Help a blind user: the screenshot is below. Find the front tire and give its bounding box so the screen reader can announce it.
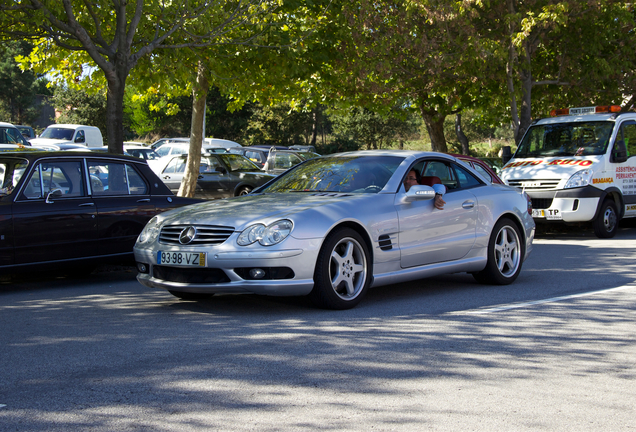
[309,227,371,310]
[473,218,523,285]
[593,199,618,238]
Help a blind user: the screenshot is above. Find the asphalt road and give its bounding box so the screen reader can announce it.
[1,224,635,431]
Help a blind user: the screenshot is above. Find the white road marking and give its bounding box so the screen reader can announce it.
[463,284,636,315]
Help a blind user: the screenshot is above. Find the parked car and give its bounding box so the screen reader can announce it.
[0,150,201,275]
[452,154,504,184]
[124,144,161,161]
[294,151,321,161]
[151,137,241,151]
[134,150,535,309]
[0,122,31,147]
[30,124,103,148]
[15,125,36,140]
[31,142,94,152]
[154,142,231,159]
[229,146,306,174]
[154,152,276,199]
[289,145,317,152]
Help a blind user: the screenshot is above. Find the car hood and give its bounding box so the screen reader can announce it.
[500,156,603,181]
[156,192,377,235]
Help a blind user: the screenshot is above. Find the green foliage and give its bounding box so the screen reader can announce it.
[52,86,107,140]
[0,41,45,125]
[244,103,319,147]
[330,106,421,150]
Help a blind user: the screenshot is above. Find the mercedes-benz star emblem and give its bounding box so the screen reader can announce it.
[179,226,197,245]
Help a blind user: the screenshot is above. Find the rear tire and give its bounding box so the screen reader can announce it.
[593,199,618,238]
[473,218,523,285]
[168,290,215,300]
[309,227,371,310]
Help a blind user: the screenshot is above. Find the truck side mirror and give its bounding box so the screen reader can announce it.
[611,140,628,163]
[502,146,512,164]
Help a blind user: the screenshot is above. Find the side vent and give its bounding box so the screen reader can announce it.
[378,234,393,251]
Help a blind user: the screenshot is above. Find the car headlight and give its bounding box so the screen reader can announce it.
[237,219,293,246]
[564,169,593,189]
[137,216,161,244]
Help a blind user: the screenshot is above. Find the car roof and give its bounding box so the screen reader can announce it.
[0,150,144,162]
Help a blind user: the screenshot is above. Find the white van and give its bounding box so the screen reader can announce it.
[30,124,104,148]
[500,105,636,238]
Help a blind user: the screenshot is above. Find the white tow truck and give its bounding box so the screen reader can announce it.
[500,105,636,238]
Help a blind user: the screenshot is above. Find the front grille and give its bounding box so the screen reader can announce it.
[153,266,230,284]
[531,198,553,209]
[507,179,560,191]
[159,224,235,246]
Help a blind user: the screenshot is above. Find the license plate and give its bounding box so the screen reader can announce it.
[157,251,206,266]
[532,209,545,218]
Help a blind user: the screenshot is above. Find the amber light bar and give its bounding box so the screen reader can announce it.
[550,105,621,117]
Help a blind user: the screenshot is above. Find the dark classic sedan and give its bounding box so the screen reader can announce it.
[0,150,200,275]
[156,153,276,199]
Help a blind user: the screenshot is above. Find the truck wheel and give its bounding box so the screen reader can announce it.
[593,199,618,238]
[473,218,523,285]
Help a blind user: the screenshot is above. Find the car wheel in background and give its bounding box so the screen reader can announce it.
[593,199,618,238]
[309,227,371,310]
[237,186,253,196]
[473,218,523,285]
[168,290,215,300]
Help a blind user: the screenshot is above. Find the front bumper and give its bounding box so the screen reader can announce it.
[527,186,603,223]
[134,238,321,296]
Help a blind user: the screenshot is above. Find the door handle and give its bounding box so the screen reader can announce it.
[79,202,95,207]
[137,198,151,203]
[462,201,475,209]
[198,175,204,179]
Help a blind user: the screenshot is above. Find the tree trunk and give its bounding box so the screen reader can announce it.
[420,109,448,153]
[310,108,318,147]
[178,62,209,198]
[105,65,127,153]
[516,44,533,145]
[506,0,520,142]
[455,113,469,155]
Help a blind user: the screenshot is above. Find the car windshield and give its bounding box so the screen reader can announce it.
[260,155,404,193]
[0,158,28,196]
[0,127,29,146]
[219,154,262,172]
[516,121,615,158]
[40,127,75,140]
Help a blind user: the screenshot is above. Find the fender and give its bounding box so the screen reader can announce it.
[593,186,623,220]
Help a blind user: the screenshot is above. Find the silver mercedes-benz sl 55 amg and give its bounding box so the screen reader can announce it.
[134,150,535,309]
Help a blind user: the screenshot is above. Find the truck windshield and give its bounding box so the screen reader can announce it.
[40,127,75,140]
[516,121,615,158]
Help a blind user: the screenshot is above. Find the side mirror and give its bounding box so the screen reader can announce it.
[215,166,227,174]
[45,188,63,204]
[403,185,436,203]
[612,140,628,163]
